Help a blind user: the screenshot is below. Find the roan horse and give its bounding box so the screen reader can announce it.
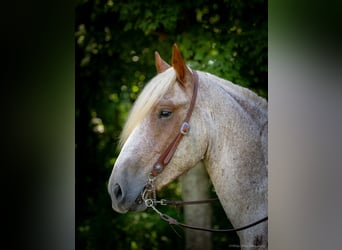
[108,44,268,249]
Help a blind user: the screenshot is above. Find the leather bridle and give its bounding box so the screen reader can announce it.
[142,70,268,233]
[151,70,199,177]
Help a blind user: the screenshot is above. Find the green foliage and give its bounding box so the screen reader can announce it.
[76,0,267,249]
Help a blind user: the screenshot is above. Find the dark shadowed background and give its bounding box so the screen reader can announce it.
[75,0,266,249]
[2,0,342,249]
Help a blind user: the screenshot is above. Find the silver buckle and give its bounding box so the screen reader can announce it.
[145,199,154,207]
[180,122,190,135]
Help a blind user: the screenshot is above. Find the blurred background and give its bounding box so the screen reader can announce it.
[3,0,341,249]
[75,0,267,249]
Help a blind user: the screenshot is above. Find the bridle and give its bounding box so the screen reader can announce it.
[150,70,199,177]
[141,70,268,233]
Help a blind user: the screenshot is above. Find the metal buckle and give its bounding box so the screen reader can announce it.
[154,199,167,205]
[154,163,163,173]
[145,199,154,207]
[180,122,190,135]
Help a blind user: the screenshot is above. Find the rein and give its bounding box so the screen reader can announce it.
[143,70,268,233]
[142,175,268,233]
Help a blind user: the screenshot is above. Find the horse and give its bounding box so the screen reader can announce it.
[108,44,268,249]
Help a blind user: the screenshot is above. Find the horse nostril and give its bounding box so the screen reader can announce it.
[113,183,123,202]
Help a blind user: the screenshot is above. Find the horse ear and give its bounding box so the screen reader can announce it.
[155,51,170,73]
[171,44,193,87]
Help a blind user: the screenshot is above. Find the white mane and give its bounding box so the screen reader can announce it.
[119,68,177,147]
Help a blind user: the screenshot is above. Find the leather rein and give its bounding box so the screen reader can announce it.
[141,70,268,233]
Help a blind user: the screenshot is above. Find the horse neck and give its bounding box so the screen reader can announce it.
[197,72,268,234]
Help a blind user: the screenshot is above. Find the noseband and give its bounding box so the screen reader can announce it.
[142,70,268,233]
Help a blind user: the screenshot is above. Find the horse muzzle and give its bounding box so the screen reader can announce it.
[108,181,147,213]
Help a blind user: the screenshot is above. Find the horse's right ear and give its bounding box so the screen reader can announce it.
[155,51,170,73]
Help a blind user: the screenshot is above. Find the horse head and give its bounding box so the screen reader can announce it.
[108,44,207,213]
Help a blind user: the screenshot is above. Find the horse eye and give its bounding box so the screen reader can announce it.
[159,110,172,119]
